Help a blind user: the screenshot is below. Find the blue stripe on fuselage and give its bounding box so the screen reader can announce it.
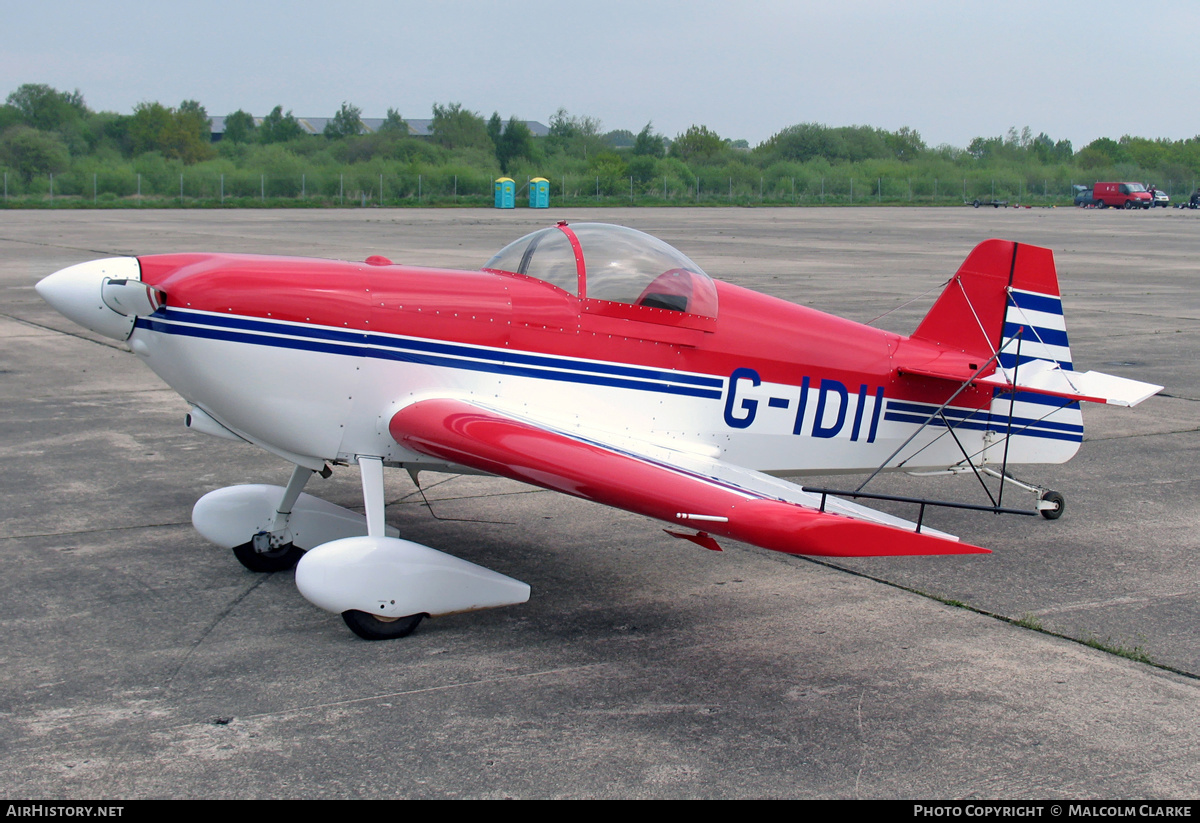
[884,397,1082,443]
[137,309,724,399]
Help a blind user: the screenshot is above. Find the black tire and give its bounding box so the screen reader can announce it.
[232,539,303,572]
[1124,200,1136,209]
[1097,200,1107,209]
[973,199,981,208]
[342,609,424,640]
[1040,490,1065,520]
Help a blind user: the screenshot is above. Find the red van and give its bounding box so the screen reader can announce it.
[1092,182,1152,209]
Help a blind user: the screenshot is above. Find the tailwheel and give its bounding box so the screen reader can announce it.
[232,533,304,572]
[341,609,424,641]
[1039,490,1065,520]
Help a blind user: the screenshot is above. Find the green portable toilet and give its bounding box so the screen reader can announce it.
[494,178,515,209]
[528,177,550,208]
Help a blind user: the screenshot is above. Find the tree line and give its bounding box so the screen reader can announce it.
[4,83,1199,205]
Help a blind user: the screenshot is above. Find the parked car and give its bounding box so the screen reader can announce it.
[1093,182,1152,209]
[1073,185,1096,207]
[1151,188,1170,207]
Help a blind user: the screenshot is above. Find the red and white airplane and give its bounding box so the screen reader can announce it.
[36,222,1160,640]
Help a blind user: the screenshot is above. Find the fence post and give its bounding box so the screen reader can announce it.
[454,174,457,201]
[93,173,97,204]
[180,173,184,204]
[50,173,53,202]
[380,174,383,205]
[418,174,422,201]
[630,176,634,204]
[261,174,264,202]
[878,178,881,203]
[302,173,306,198]
[137,173,141,201]
[220,174,224,203]
[340,174,344,205]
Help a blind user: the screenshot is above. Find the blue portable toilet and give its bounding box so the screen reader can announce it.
[528,177,550,209]
[494,178,515,209]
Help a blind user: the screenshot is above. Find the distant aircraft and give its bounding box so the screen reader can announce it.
[36,223,1160,639]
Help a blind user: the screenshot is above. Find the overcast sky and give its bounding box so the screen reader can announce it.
[3,1,1195,150]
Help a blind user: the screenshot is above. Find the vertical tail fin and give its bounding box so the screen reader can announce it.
[912,240,1085,465]
[912,239,1072,371]
[901,240,1157,467]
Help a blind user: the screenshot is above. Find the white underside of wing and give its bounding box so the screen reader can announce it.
[552,419,958,541]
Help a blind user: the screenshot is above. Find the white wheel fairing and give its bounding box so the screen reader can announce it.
[192,484,398,550]
[295,536,530,618]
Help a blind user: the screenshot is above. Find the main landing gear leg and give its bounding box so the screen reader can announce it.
[231,464,314,572]
[339,456,425,640]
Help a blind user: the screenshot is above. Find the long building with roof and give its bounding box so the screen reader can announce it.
[208,115,549,140]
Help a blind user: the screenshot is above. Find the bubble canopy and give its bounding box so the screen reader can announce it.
[483,223,718,319]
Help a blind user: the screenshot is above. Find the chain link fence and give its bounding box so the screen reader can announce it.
[3,169,1194,208]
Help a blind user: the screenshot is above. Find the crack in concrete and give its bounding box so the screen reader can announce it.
[0,235,128,256]
[0,312,131,351]
[0,522,192,541]
[1086,425,1200,443]
[165,575,271,687]
[802,555,1200,681]
[2,662,616,757]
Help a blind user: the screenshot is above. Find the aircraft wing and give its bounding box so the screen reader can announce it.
[388,398,987,557]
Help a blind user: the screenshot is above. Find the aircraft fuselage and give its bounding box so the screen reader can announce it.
[131,253,1077,477]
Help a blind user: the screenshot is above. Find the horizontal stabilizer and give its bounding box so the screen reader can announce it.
[977,361,1162,407]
